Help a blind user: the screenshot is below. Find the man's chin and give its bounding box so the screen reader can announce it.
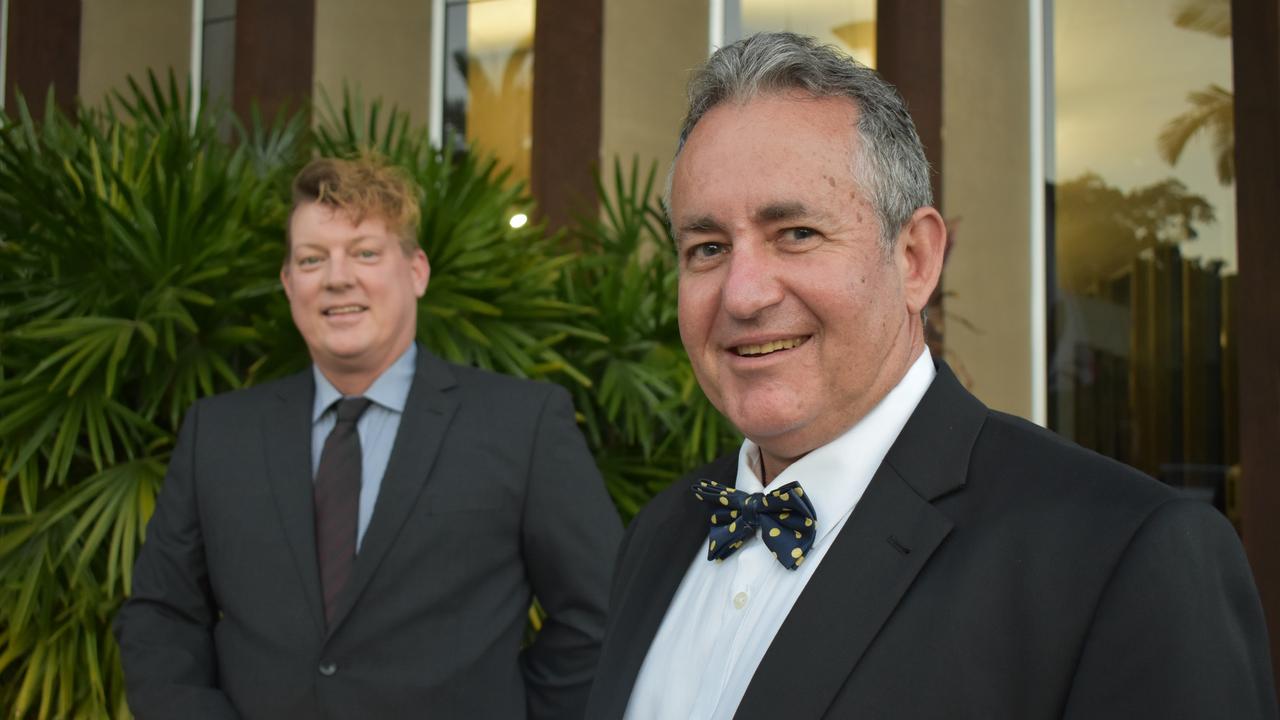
[723,392,809,436]
[733,416,814,455]
[311,345,376,372]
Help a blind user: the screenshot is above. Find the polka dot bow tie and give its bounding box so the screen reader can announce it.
[691,479,818,570]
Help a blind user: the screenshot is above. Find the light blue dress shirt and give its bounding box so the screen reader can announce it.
[311,344,416,551]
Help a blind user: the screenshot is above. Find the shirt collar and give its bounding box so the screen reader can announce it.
[311,343,418,421]
[734,349,936,548]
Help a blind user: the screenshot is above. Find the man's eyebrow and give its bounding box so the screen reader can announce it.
[755,202,810,223]
[677,216,725,237]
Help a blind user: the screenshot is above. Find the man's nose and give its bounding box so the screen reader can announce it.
[720,241,784,320]
[324,254,355,288]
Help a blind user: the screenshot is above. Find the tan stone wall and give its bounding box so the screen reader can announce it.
[940,0,1035,419]
[600,0,707,185]
[313,0,433,129]
[79,0,192,109]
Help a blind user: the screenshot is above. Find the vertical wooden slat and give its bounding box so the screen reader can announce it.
[1231,0,1280,692]
[877,0,945,355]
[232,0,315,123]
[875,0,943,208]
[530,0,603,231]
[5,0,80,119]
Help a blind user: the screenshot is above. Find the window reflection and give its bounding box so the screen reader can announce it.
[1048,0,1237,517]
[442,0,534,182]
[724,0,876,68]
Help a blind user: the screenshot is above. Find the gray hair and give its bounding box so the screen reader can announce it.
[668,32,933,248]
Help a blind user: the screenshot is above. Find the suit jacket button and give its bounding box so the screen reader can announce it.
[319,662,338,676]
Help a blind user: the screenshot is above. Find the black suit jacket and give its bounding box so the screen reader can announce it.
[587,361,1277,719]
[116,347,621,719]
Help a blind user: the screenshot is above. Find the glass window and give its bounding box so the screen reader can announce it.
[722,0,876,67]
[201,0,236,138]
[1047,0,1237,515]
[1,0,9,110]
[442,0,534,182]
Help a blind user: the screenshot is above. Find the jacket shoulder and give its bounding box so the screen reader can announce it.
[447,362,566,402]
[182,371,309,422]
[967,408,1177,518]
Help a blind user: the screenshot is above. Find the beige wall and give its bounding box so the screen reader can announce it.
[600,0,707,184]
[313,0,433,129]
[940,0,1035,418]
[79,1,192,109]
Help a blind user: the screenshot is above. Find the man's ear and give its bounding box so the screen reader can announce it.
[894,206,947,315]
[280,265,294,301]
[412,249,431,298]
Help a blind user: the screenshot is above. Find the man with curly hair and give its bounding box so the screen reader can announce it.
[117,156,619,719]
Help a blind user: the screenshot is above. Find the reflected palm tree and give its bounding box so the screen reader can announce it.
[452,41,533,182]
[1157,0,1233,184]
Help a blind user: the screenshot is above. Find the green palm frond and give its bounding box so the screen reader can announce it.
[0,71,291,717]
[562,159,740,517]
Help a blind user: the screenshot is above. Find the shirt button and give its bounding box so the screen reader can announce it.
[318,662,338,676]
[733,591,749,609]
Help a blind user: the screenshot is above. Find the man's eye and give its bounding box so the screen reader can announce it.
[782,227,818,242]
[687,242,727,261]
[357,249,379,259]
[297,255,322,267]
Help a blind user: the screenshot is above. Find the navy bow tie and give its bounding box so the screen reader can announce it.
[691,479,817,570]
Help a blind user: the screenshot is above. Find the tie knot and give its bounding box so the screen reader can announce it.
[740,493,763,527]
[333,397,372,424]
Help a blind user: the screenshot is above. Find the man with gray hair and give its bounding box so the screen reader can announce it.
[586,32,1276,719]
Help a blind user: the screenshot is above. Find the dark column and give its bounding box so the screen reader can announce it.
[1231,0,1280,694]
[5,0,80,120]
[877,0,945,353]
[530,0,603,231]
[232,0,315,123]
[876,0,943,208]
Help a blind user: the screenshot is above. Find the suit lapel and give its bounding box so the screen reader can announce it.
[328,348,459,630]
[735,466,953,718]
[262,370,326,635]
[736,361,987,718]
[594,454,737,719]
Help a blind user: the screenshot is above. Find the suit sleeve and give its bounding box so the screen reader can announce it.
[113,402,241,720]
[1062,498,1279,719]
[518,384,623,720]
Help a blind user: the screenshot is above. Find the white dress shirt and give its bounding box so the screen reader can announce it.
[624,350,936,719]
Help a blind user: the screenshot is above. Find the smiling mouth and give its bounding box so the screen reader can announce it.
[323,305,367,316]
[733,336,810,357]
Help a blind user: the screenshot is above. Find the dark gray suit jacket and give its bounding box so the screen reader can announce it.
[586,361,1277,719]
[116,347,621,719]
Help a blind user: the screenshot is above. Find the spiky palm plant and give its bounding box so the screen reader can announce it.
[0,75,301,718]
[562,160,739,519]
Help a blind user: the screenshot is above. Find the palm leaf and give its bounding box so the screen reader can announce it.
[1157,84,1234,185]
[1172,0,1230,37]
